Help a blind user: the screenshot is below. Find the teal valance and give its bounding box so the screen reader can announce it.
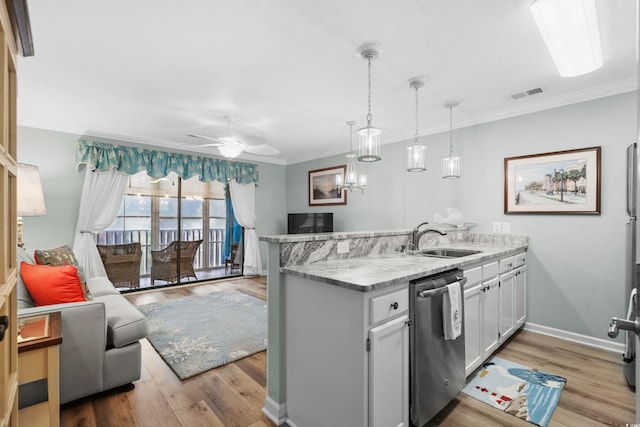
[76,140,259,184]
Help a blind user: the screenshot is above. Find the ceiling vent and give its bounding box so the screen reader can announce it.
[510,87,544,100]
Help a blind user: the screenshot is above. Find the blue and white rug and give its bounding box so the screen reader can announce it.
[462,356,567,427]
[138,290,267,380]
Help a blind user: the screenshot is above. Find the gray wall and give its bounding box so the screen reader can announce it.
[17,127,287,265]
[287,91,636,341]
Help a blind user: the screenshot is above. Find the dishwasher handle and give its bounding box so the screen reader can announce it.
[418,277,467,298]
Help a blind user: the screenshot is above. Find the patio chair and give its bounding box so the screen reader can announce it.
[225,243,242,274]
[151,240,202,286]
[96,242,142,289]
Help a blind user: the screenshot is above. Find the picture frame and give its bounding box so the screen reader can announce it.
[504,146,601,214]
[309,165,347,206]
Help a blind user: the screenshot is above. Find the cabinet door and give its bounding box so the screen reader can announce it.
[369,314,409,427]
[482,278,500,357]
[464,284,482,376]
[514,266,527,327]
[499,271,515,340]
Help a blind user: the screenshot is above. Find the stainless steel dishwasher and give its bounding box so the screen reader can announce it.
[409,269,467,427]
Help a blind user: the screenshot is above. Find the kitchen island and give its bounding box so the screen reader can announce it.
[260,229,528,426]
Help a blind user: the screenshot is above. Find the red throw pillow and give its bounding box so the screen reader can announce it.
[20,262,86,306]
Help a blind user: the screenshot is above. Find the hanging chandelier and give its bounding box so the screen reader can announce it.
[407,78,427,172]
[356,43,382,162]
[336,121,367,193]
[442,101,461,179]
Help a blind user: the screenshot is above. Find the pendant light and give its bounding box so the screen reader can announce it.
[336,121,367,193]
[356,43,382,162]
[407,78,427,172]
[442,101,461,179]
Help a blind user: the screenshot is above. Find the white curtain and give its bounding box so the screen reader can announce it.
[73,168,129,278]
[229,180,263,276]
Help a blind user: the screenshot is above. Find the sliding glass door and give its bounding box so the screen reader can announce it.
[97,171,241,290]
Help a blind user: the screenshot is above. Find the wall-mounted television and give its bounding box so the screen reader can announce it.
[287,213,333,234]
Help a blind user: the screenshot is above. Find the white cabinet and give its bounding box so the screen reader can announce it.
[369,314,409,427]
[463,263,500,376]
[514,265,527,327]
[284,276,409,427]
[464,253,527,376]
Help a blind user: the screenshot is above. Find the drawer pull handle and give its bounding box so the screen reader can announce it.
[390,302,399,310]
[0,316,8,342]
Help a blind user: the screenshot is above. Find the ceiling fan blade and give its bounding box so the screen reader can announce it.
[188,133,223,146]
[243,144,280,156]
[234,134,267,146]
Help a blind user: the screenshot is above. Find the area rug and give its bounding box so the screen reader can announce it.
[137,290,267,380]
[462,356,567,427]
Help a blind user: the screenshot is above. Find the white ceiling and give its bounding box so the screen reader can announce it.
[17,0,637,165]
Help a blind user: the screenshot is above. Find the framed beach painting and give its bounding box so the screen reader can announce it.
[309,165,346,206]
[504,146,601,214]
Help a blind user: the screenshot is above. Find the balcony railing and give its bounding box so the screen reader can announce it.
[96,228,226,276]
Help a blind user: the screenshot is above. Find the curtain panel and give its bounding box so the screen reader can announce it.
[76,139,259,184]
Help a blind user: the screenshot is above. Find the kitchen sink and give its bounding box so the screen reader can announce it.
[416,248,482,258]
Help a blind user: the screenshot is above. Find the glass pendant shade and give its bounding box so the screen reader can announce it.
[357,125,381,162]
[442,100,461,179]
[407,78,427,172]
[217,144,243,158]
[337,121,367,193]
[407,145,426,172]
[442,155,460,179]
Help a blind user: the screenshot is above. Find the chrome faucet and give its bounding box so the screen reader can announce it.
[412,222,447,250]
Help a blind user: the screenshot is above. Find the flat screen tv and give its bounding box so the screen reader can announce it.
[288,213,333,234]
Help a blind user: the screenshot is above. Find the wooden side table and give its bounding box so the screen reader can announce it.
[18,311,62,427]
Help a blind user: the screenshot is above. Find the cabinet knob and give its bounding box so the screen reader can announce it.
[0,315,8,342]
[390,302,399,310]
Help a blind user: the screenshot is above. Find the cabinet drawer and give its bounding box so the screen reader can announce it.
[463,266,482,289]
[482,262,499,280]
[370,288,408,325]
[499,256,515,274]
[514,252,526,268]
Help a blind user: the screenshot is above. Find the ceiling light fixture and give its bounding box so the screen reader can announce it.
[217,143,243,159]
[336,121,367,193]
[442,101,461,179]
[407,78,427,172]
[356,43,382,162]
[530,0,603,77]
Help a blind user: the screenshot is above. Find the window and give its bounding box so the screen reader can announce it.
[99,172,229,281]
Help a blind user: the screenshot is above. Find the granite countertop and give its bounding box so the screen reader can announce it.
[281,242,528,292]
[261,229,412,243]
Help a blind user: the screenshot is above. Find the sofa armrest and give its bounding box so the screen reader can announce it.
[18,300,108,403]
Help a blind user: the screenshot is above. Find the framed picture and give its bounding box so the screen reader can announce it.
[504,146,601,214]
[309,165,346,206]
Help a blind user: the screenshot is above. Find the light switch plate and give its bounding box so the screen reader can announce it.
[493,222,502,233]
[502,222,511,234]
[337,240,350,254]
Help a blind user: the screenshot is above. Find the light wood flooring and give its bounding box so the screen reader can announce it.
[60,277,635,426]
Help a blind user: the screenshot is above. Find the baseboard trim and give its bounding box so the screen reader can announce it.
[262,396,287,426]
[524,322,625,355]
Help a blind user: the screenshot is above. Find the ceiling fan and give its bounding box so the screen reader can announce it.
[189,115,279,159]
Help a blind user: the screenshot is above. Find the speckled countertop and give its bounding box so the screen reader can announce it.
[281,242,527,292]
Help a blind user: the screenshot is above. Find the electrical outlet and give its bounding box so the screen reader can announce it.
[493,222,502,233]
[502,222,511,234]
[337,240,350,254]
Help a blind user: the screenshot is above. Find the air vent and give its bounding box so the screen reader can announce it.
[510,87,544,100]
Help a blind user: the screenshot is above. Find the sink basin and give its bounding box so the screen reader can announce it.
[417,248,482,258]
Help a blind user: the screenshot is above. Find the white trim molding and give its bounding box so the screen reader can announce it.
[524,322,625,355]
[262,396,287,426]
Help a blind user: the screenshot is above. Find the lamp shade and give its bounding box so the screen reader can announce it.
[17,163,47,216]
[217,144,243,159]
